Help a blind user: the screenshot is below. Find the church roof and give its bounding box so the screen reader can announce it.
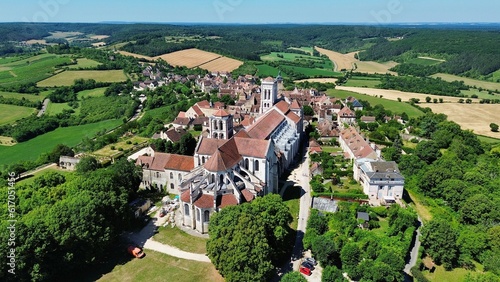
[263,76,275,83]
[213,109,230,117]
[290,99,301,109]
[203,139,242,172]
[234,137,270,158]
[194,193,215,209]
[275,100,290,114]
[286,111,301,124]
[246,109,285,140]
[217,194,238,208]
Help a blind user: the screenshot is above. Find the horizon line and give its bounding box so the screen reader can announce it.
[1,21,500,25]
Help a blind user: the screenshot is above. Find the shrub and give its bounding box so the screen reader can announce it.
[111,146,116,150]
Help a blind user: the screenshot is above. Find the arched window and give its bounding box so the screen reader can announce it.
[219,174,224,184]
[245,158,249,169]
[204,210,210,222]
[213,132,217,139]
[184,204,190,216]
[254,160,259,171]
[211,174,215,183]
[202,156,205,164]
[170,172,173,179]
[219,120,223,131]
[170,183,174,189]
[196,209,200,221]
[178,173,182,182]
[220,133,224,139]
[213,120,218,130]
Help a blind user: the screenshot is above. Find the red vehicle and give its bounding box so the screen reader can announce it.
[127,245,145,258]
[300,266,311,276]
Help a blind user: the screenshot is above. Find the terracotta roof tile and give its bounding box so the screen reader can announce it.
[204,139,242,172]
[217,194,238,208]
[290,100,301,109]
[197,100,211,109]
[234,130,251,138]
[181,190,190,203]
[241,189,254,202]
[234,137,269,158]
[246,109,285,140]
[213,109,230,117]
[286,111,301,124]
[164,154,194,172]
[192,105,204,116]
[197,138,227,156]
[194,194,214,209]
[275,100,290,114]
[263,77,275,83]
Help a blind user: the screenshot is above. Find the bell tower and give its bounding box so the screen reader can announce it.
[209,109,233,139]
[260,76,278,114]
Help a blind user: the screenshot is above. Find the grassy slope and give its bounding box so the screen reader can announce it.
[327,89,424,118]
[37,70,127,87]
[153,226,207,254]
[0,91,45,102]
[67,58,101,69]
[431,73,500,91]
[344,79,381,88]
[0,104,37,125]
[0,119,122,166]
[77,87,107,99]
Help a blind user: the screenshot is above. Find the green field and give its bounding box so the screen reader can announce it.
[45,101,80,116]
[153,226,207,254]
[67,58,101,69]
[344,78,381,88]
[0,104,37,125]
[0,53,72,86]
[261,51,333,70]
[0,55,33,65]
[77,87,107,99]
[97,250,223,282]
[256,64,285,78]
[477,135,500,144]
[284,65,339,77]
[327,89,424,118]
[18,166,74,186]
[37,70,127,87]
[0,91,45,102]
[431,73,500,91]
[407,57,444,66]
[460,89,500,99]
[0,119,122,166]
[488,69,500,82]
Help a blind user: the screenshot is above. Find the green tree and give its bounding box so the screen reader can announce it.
[415,140,441,164]
[421,219,458,269]
[490,123,499,132]
[340,243,361,272]
[303,105,314,116]
[281,271,307,282]
[322,265,344,282]
[76,156,100,173]
[312,234,339,267]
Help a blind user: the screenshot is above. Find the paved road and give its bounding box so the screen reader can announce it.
[404,217,423,274]
[125,211,210,263]
[37,98,49,117]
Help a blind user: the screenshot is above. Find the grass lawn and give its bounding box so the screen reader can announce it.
[371,218,389,236]
[431,73,500,91]
[282,185,302,230]
[0,91,45,102]
[189,130,202,138]
[93,136,149,158]
[327,89,424,118]
[322,146,343,153]
[0,53,72,86]
[37,70,127,87]
[45,101,79,116]
[284,65,340,77]
[0,104,37,125]
[67,58,101,69]
[460,89,500,100]
[403,140,418,149]
[477,135,500,144]
[97,250,223,282]
[77,87,107,99]
[406,190,433,222]
[0,119,122,167]
[344,78,381,88]
[17,166,74,186]
[256,64,285,78]
[153,226,208,254]
[422,264,485,282]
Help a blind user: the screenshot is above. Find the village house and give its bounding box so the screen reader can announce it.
[353,158,405,202]
[59,156,80,171]
[339,126,380,160]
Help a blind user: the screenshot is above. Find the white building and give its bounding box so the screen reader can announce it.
[354,158,405,201]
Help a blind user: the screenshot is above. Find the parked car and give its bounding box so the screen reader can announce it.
[305,257,317,266]
[299,266,312,276]
[127,245,145,258]
[301,261,315,270]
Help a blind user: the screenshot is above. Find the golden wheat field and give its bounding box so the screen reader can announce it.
[315,46,355,71]
[315,47,397,74]
[156,48,222,68]
[198,57,243,72]
[118,51,154,61]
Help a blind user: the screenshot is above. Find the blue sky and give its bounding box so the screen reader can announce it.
[2,0,499,23]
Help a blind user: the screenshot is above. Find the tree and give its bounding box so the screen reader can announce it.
[303,105,314,116]
[207,195,292,282]
[414,140,441,164]
[322,265,344,282]
[459,194,496,225]
[421,219,458,269]
[281,271,307,282]
[425,96,432,103]
[340,243,361,272]
[312,234,339,267]
[46,144,74,163]
[76,156,100,173]
[490,123,499,132]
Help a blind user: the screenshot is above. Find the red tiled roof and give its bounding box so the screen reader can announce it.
[197,100,211,109]
[339,107,355,117]
[194,194,214,209]
[246,110,285,140]
[196,137,227,156]
[192,105,204,116]
[177,111,186,118]
[290,100,301,109]
[286,111,301,124]
[164,154,194,172]
[241,189,254,202]
[217,194,238,208]
[213,109,230,117]
[234,130,251,138]
[263,77,274,83]
[240,116,255,127]
[275,100,290,114]
[181,190,190,203]
[234,137,269,158]
[204,139,242,172]
[136,155,154,167]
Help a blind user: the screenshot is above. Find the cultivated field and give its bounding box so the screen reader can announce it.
[156,48,221,68]
[315,47,398,74]
[0,91,45,101]
[431,73,500,91]
[0,104,36,126]
[90,35,110,40]
[118,51,154,61]
[77,87,107,99]
[256,64,283,77]
[198,57,244,72]
[67,58,101,69]
[0,136,15,146]
[424,103,500,138]
[295,78,338,83]
[37,70,127,87]
[0,119,122,166]
[315,47,355,71]
[336,86,478,103]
